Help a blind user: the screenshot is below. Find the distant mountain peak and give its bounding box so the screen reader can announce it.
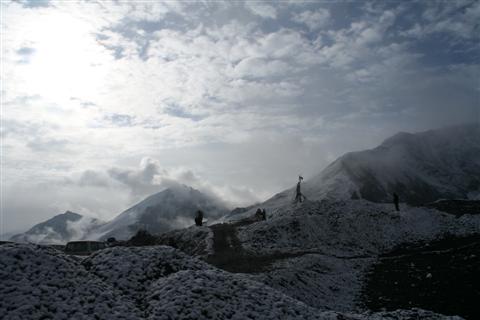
[86,185,229,240]
[10,211,104,244]
[61,211,82,218]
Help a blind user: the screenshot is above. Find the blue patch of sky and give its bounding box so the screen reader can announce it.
[17,47,35,56]
[410,33,480,67]
[392,1,479,67]
[325,1,365,30]
[94,32,125,60]
[20,0,50,8]
[16,46,35,64]
[203,2,252,28]
[102,17,179,61]
[104,113,135,127]
[164,104,206,122]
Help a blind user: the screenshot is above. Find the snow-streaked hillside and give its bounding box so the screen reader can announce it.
[9,211,104,244]
[0,243,464,320]
[159,199,480,318]
[237,200,480,256]
[306,124,480,204]
[88,184,229,240]
[247,124,479,211]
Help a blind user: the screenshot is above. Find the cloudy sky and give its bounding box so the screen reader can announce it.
[1,0,479,234]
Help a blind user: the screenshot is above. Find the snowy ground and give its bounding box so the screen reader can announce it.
[159,199,479,317]
[2,199,478,319]
[0,244,138,320]
[157,225,213,256]
[236,200,480,256]
[0,242,465,320]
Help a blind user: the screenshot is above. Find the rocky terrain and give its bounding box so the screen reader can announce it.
[0,241,467,320]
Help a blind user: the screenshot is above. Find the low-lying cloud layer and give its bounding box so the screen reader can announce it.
[1,0,479,234]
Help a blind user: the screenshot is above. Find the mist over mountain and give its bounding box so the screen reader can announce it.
[88,184,229,240]
[12,124,479,242]
[255,124,479,209]
[9,211,104,244]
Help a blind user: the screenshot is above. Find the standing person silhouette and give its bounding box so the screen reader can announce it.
[295,176,305,203]
[195,210,204,226]
[393,193,400,211]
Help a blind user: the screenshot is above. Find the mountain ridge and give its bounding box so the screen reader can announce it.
[299,123,479,205]
[10,211,103,244]
[223,123,479,222]
[87,184,229,240]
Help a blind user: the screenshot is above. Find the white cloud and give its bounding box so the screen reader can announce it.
[403,1,479,40]
[292,9,330,30]
[245,2,277,19]
[233,57,293,78]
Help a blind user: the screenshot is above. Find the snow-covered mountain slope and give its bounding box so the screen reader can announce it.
[159,199,480,317]
[237,200,480,256]
[306,124,480,204]
[88,184,229,240]
[246,124,479,212]
[0,243,463,320]
[238,200,479,314]
[9,211,104,244]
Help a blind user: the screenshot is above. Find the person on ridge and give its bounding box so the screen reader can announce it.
[195,210,204,226]
[295,175,305,203]
[393,193,400,211]
[255,208,263,220]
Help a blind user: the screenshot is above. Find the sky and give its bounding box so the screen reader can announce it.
[1,0,479,235]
